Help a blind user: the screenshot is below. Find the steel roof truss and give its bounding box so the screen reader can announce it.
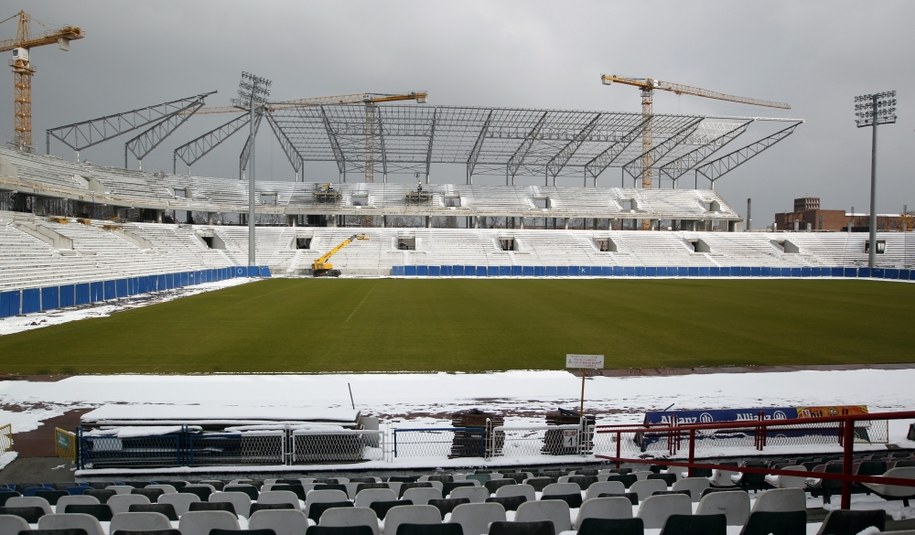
[622,117,704,184]
[584,115,652,181]
[173,113,249,173]
[546,113,602,185]
[125,99,206,168]
[696,121,801,185]
[658,120,751,185]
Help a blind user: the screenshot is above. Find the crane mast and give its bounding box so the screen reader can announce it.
[0,11,84,149]
[601,74,790,191]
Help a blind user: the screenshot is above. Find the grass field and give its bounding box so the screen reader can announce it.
[0,278,912,375]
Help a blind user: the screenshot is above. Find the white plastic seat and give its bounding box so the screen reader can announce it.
[248,508,311,535]
[257,489,302,510]
[304,488,350,519]
[155,491,199,515]
[401,486,444,505]
[107,493,151,514]
[320,505,381,535]
[539,482,580,498]
[584,480,626,501]
[355,488,398,508]
[210,490,252,518]
[764,465,808,489]
[6,495,53,514]
[109,511,174,532]
[637,493,692,529]
[629,478,668,502]
[751,487,806,513]
[575,496,634,529]
[493,484,535,502]
[695,490,750,526]
[145,483,178,494]
[178,509,241,535]
[447,486,490,503]
[514,499,572,532]
[37,512,106,535]
[105,484,136,495]
[382,504,443,535]
[449,502,506,535]
[671,476,711,501]
[0,514,30,534]
[56,494,101,512]
[861,466,915,503]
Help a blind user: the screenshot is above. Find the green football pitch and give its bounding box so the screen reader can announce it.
[0,278,912,375]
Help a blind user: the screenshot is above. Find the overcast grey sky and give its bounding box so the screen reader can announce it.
[1,0,912,225]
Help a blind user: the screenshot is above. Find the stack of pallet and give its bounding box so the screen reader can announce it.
[542,408,595,455]
[450,409,504,458]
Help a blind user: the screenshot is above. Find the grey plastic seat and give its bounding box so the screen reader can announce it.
[514,499,571,532]
[6,495,53,514]
[629,479,668,502]
[155,492,199,515]
[449,502,506,535]
[750,488,806,513]
[671,477,711,501]
[177,509,241,535]
[37,512,106,535]
[248,508,311,535]
[401,486,444,505]
[448,486,490,504]
[104,494,151,515]
[637,493,692,529]
[109,511,174,532]
[862,466,915,506]
[695,489,751,526]
[144,483,178,495]
[584,481,626,501]
[210,490,252,518]
[382,504,443,535]
[574,496,634,529]
[493,484,535,502]
[320,506,381,535]
[355,488,398,508]
[816,509,885,535]
[305,489,350,519]
[257,489,302,511]
[0,514,30,535]
[56,495,101,512]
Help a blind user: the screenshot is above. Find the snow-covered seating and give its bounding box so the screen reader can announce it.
[750,488,806,513]
[861,466,915,507]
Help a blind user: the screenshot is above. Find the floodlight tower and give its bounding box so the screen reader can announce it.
[854,91,896,269]
[234,71,271,267]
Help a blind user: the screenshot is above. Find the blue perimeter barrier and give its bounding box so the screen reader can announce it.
[390,265,915,282]
[0,266,269,319]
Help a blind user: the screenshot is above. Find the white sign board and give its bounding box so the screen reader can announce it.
[562,429,579,448]
[566,354,604,369]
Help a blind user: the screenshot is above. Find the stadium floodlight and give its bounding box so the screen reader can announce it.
[234,72,272,267]
[854,91,896,269]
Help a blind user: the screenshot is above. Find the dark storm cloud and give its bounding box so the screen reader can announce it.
[1,0,912,224]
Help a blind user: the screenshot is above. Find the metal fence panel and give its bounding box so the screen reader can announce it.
[292,430,383,463]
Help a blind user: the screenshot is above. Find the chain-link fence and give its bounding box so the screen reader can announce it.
[393,427,485,459]
[292,429,384,463]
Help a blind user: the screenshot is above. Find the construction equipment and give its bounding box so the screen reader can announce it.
[600,74,790,189]
[0,11,84,149]
[311,234,368,277]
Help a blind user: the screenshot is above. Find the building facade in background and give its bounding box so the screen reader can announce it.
[775,197,912,232]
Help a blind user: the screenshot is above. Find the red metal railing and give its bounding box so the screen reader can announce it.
[594,409,915,509]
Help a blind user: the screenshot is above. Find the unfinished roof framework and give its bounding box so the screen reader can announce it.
[45,97,800,188]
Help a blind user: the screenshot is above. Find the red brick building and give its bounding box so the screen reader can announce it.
[775,197,912,232]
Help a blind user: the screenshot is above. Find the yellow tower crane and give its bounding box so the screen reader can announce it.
[600,74,790,190]
[0,11,84,149]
